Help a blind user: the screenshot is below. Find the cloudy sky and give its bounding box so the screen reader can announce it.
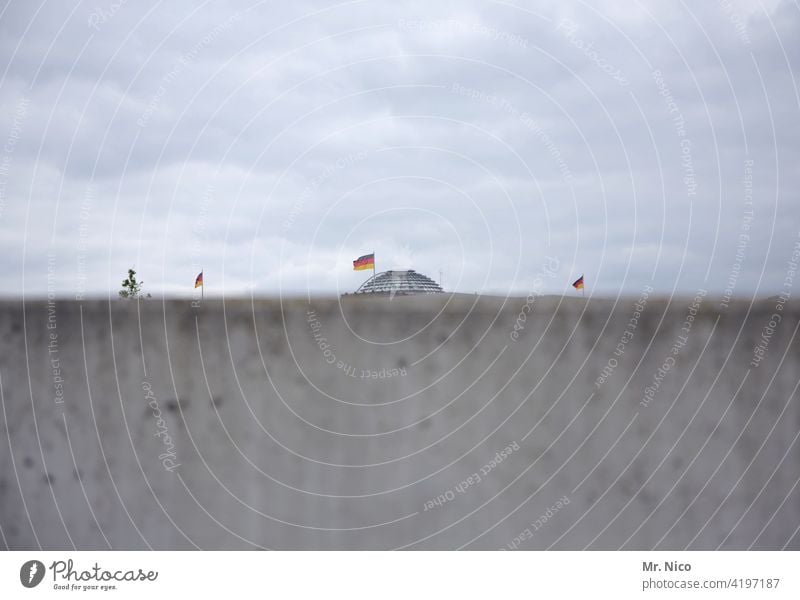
[0,0,797,298]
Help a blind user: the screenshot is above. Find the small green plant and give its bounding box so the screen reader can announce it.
[119,268,149,299]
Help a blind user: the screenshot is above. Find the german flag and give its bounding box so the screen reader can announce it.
[353,253,375,271]
[194,272,203,288]
[572,275,584,290]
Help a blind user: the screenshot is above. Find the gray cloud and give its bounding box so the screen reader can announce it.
[0,0,797,299]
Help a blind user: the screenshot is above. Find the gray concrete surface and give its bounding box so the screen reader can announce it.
[0,295,798,549]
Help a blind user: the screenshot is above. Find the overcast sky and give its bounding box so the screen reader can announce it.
[0,0,797,298]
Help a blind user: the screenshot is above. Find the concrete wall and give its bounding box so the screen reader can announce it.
[0,294,798,549]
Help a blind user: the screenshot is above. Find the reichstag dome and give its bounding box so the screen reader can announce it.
[354,270,444,295]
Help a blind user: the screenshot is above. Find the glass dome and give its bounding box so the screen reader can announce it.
[354,270,444,295]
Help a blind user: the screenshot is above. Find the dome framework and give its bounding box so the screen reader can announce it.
[354,270,444,295]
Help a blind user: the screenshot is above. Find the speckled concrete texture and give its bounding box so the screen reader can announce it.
[0,295,797,549]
